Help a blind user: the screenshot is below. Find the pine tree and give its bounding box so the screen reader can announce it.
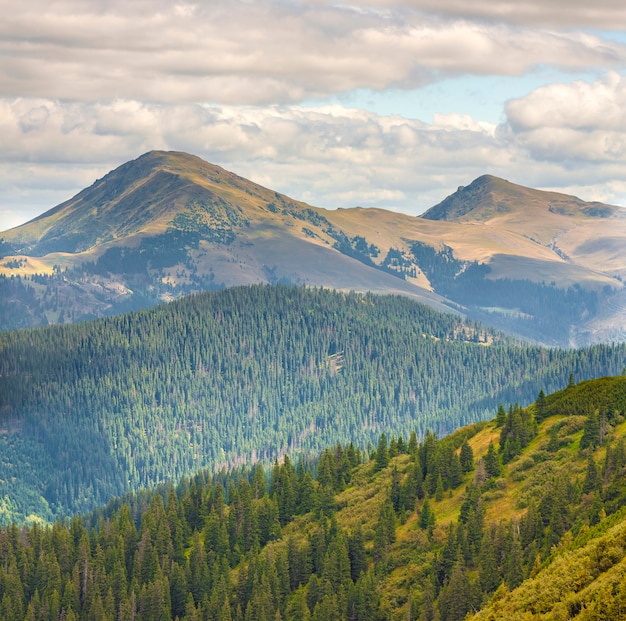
[253,464,267,499]
[503,526,524,590]
[408,431,419,458]
[459,441,474,473]
[390,466,402,513]
[373,501,396,561]
[402,460,424,512]
[435,475,444,502]
[484,442,501,479]
[418,499,435,532]
[374,434,389,472]
[580,413,601,450]
[535,389,547,421]
[583,454,599,494]
[496,404,506,427]
[478,526,500,594]
[438,561,472,621]
[348,527,367,582]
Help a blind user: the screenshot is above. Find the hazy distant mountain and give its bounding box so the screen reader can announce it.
[1,151,625,345]
[422,174,620,222]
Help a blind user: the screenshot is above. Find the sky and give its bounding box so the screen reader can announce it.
[2,0,626,231]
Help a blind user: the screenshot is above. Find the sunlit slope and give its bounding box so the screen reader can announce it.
[338,375,626,620]
[0,150,446,310]
[422,174,626,280]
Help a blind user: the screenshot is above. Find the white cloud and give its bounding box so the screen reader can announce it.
[2,92,624,232]
[504,71,626,163]
[0,1,624,104]
[1,2,626,231]
[0,98,506,228]
[312,0,626,29]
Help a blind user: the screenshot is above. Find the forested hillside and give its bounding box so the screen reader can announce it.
[1,377,626,620]
[1,286,626,524]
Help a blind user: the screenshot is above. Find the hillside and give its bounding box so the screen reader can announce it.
[1,377,626,620]
[1,151,625,345]
[1,285,626,524]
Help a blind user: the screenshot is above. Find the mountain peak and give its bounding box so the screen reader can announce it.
[3,151,286,256]
[421,174,618,222]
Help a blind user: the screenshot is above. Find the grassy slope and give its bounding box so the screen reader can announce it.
[470,509,626,620]
[283,376,626,620]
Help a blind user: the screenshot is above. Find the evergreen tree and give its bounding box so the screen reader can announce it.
[438,561,472,621]
[478,526,500,594]
[459,440,474,473]
[374,434,389,472]
[390,466,402,513]
[496,404,506,427]
[535,389,547,421]
[580,413,601,451]
[434,475,445,502]
[373,501,396,562]
[418,499,435,533]
[484,442,501,479]
[408,431,419,459]
[402,460,424,512]
[503,529,524,590]
[347,527,367,582]
[583,454,599,494]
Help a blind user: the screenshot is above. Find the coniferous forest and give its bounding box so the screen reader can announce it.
[1,285,626,524]
[0,377,626,620]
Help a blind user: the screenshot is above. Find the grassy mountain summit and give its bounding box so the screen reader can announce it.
[1,376,625,620]
[4,151,320,256]
[1,152,625,345]
[421,174,620,223]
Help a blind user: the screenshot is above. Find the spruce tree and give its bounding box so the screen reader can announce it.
[535,389,547,421]
[580,413,601,451]
[419,499,435,532]
[484,442,501,479]
[374,434,389,471]
[460,441,474,473]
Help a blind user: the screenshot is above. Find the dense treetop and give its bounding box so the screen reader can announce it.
[1,285,625,523]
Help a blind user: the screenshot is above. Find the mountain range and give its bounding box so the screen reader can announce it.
[2,375,626,620]
[1,150,625,346]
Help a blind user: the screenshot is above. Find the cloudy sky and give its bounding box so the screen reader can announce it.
[1,0,626,230]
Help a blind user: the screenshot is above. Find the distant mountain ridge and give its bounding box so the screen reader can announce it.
[1,151,625,346]
[422,174,620,222]
[6,151,307,255]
